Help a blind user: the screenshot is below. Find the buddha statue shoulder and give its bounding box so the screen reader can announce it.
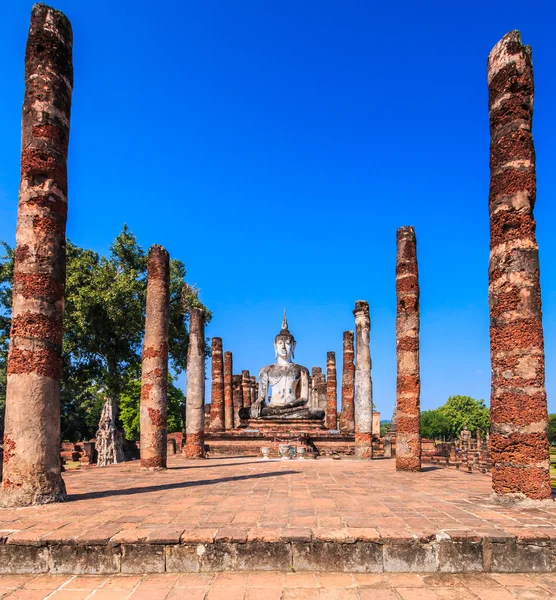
[249,312,324,420]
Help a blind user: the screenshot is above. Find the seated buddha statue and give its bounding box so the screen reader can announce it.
[247,312,325,420]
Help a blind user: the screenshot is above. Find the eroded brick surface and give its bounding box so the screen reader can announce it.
[353,302,372,459]
[209,338,225,432]
[340,331,355,433]
[487,31,551,499]
[224,352,234,430]
[395,227,421,473]
[325,352,337,430]
[140,246,170,470]
[1,4,73,507]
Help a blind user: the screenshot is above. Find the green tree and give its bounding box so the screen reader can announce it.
[0,242,14,439]
[0,226,210,443]
[420,408,450,440]
[439,395,489,440]
[548,414,556,445]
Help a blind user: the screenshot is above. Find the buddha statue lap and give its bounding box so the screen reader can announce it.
[241,312,324,421]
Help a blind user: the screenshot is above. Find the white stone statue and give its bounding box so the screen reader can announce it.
[249,311,324,420]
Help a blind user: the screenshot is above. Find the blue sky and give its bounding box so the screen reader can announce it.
[1,1,556,417]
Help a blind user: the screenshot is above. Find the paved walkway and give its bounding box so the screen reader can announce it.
[1,456,555,544]
[0,572,555,599]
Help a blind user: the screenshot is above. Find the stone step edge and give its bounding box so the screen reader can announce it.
[0,537,553,574]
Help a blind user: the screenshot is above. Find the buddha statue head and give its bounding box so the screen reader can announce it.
[274,310,295,363]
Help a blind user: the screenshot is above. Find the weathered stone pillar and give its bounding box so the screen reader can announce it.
[232,375,244,427]
[184,308,206,458]
[241,370,251,408]
[487,32,551,500]
[224,351,233,430]
[209,337,224,432]
[395,226,421,472]
[140,246,170,470]
[311,367,324,409]
[353,301,372,459]
[340,331,355,433]
[1,5,73,507]
[383,437,392,458]
[326,352,337,429]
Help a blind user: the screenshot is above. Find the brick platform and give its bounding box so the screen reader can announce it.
[1,457,555,574]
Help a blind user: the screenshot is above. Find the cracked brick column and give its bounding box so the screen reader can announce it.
[354,301,372,459]
[232,375,244,427]
[488,31,551,500]
[250,376,257,405]
[395,226,421,472]
[241,370,251,409]
[326,352,338,429]
[184,308,206,458]
[209,337,224,432]
[140,245,169,470]
[340,331,355,433]
[1,5,73,507]
[224,351,233,430]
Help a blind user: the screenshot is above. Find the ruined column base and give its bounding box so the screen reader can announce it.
[140,457,167,471]
[354,433,372,459]
[183,434,205,459]
[0,474,67,508]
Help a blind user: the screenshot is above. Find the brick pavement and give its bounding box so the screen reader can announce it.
[1,457,556,573]
[1,572,556,599]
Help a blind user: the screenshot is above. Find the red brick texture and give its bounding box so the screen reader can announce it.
[487,31,550,499]
[209,338,224,432]
[339,331,355,433]
[2,5,73,507]
[241,370,251,409]
[224,351,234,430]
[232,374,244,427]
[140,245,170,470]
[395,226,421,472]
[326,352,338,429]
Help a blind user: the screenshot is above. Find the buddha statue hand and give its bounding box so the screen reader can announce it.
[250,400,264,418]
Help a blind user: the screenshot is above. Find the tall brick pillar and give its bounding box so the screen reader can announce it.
[487,31,551,500]
[340,331,355,433]
[1,5,73,507]
[232,375,244,427]
[326,352,337,429]
[241,370,251,408]
[140,245,170,470]
[184,308,206,458]
[311,367,324,409]
[250,376,257,405]
[353,301,372,459]
[209,337,224,432]
[224,351,233,430]
[395,227,421,472]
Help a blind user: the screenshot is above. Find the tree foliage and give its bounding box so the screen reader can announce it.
[0,226,210,441]
[548,414,556,445]
[420,395,490,441]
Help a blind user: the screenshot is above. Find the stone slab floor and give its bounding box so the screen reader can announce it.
[1,572,556,599]
[1,456,555,544]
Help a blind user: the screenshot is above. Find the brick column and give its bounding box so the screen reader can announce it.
[183,308,206,458]
[311,367,323,409]
[241,370,251,408]
[339,331,355,433]
[395,226,421,472]
[224,351,233,430]
[1,5,73,507]
[487,31,551,500]
[140,245,170,470]
[232,375,244,427]
[353,300,372,459]
[209,337,224,432]
[326,352,337,429]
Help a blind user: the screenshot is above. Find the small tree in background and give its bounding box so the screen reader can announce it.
[420,395,490,441]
